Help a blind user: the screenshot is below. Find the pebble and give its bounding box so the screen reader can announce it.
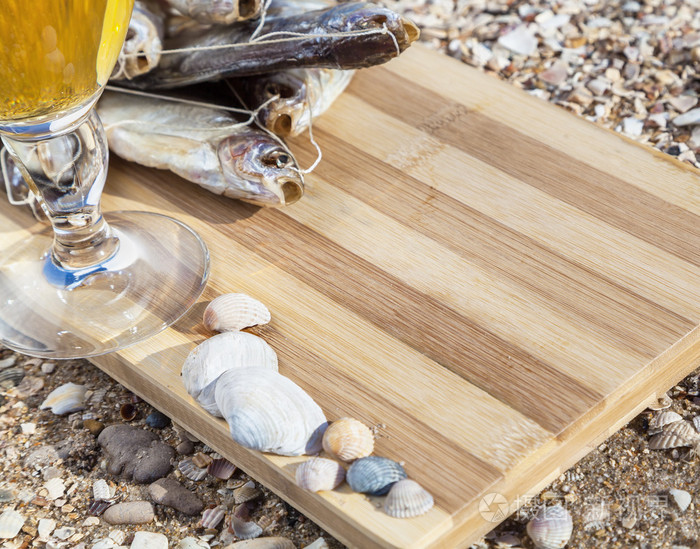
[668,96,697,114]
[498,26,538,56]
[130,532,168,549]
[84,419,106,436]
[98,425,174,483]
[622,117,644,136]
[20,422,35,435]
[176,440,195,455]
[673,108,700,127]
[93,538,121,549]
[540,62,568,86]
[41,362,56,374]
[0,356,16,369]
[149,478,204,516]
[102,501,155,525]
[145,411,171,430]
[669,489,692,512]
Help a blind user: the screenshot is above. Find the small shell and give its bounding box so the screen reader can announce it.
[229,506,263,539]
[203,293,271,332]
[648,410,683,434]
[208,458,237,480]
[346,456,407,496]
[44,477,65,500]
[669,488,692,512]
[179,458,208,481]
[295,457,346,492]
[40,383,87,415]
[226,539,296,549]
[88,500,113,516]
[384,479,434,518]
[526,505,573,549]
[214,367,328,456]
[234,480,262,504]
[322,418,374,462]
[120,402,138,421]
[109,530,127,545]
[37,518,56,541]
[0,509,25,539]
[191,452,213,469]
[93,479,114,501]
[0,367,24,387]
[649,420,699,449]
[182,332,278,417]
[693,415,700,434]
[200,505,226,529]
[648,392,673,410]
[14,375,44,398]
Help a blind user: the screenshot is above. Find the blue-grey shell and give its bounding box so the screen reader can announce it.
[346,456,407,496]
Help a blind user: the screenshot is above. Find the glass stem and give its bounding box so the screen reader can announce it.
[1,110,118,270]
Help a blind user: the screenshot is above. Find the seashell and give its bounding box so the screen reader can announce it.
[54,526,76,540]
[0,367,24,387]
[649,420,699,449]
[214,367,328,456]
[0,508,24,539]
[229,505,263,540]
[648,392,673,410]
[93,479,115,501]
[37,518,56,541]
[203,293,271,333]
[295,457,345,492]
[40,383,87,415]
[182,332,279,417]
[208,458,236,480]
[303,538,329,549]
[322,417,374,462]
[648,410,683,434]
[200,505,226,529]
[526,505,573,549]
[108,529,127,545]
[13,375,44,398]
[384,479,434,518]
[179,458,208,481]
[693,415,700,434]
[120,402,138,421]
[191,452,213,469]
[44,477,65,500]
[234,480,262,504]
[177,538,211,549]
[0,356,17,369]
[669,488,692,512]
[346,456,407,496]
[88,500,114,516]
[227,539,296,549]
[89,387,109,405]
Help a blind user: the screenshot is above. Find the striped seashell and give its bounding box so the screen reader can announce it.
[229,505,263,540]
[0,367,24,387]
[89,387,109,405]
[226,539,296,548]
[191,452,213,469]
[40,383,87,415]
[526,505,573,549]
[214,368,328,456]
[295,457,345,492]
[234,481,262,504]
[200,505,226,529]
[346,456,407,496]
[182,332,278,417]
[384,479,434,518]
[108,529,127,545]
[648,410,683,434]
[649,420,699,450]
[93,479,114,501]
[203,293,271,333]
[322,418,374,462]
[0,508,24,539]
[88,500,113,516]
[14,375,44,398]
[44,477,65,500]
[0,356,17,369]
[208,458,237,480]
[179,458,208,481]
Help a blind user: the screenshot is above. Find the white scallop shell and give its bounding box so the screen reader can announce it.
[44,477,65,500]
[383,479,434,518]
[182,332,278,417]
[93,479,115,501]
[214,367,328,456]
[295,457,346,492]
[526,505,573,549]
[322,418,374,462]
[0,508,24,539]
[178,458,208,481]
[203,293,271,333]
[40,383,87,415]
[649,420,699,449]
[648,410,683,434]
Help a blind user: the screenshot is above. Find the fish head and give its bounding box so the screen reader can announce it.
[217,130,304,206]
[254,73,310,137]
[189,0,243,24]
[322,2,420,51]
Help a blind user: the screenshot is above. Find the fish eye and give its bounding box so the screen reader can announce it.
[264,82,280,97]
[262,151,292,169]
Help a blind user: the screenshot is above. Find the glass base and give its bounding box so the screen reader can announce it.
[0,211,209,358]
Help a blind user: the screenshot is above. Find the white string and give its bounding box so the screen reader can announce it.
[105,85,253,115]
[300,109,323,174]
[249,0,272,41]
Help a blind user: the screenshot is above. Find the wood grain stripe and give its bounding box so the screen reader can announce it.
[354,69,700,268]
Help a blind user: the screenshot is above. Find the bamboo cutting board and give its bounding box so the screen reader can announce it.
[2,45,700,548]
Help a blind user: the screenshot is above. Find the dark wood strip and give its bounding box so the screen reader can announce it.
[352,68,700,268]
[136,166,602,433]
[293,131,696,357]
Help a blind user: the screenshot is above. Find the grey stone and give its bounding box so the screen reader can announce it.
[98,425,174,484]
[149,478,204,516]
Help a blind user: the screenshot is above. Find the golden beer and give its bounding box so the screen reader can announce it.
[0,0,134,121]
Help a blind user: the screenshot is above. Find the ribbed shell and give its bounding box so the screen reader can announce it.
[44,478,65,500]
[226,539,296,549]
[230,507,263,540]
[203,293,271,332]
[208,458,237,480]
[40,383,87,415]
[93,479,114,501]
[182,332,278,417]
[384,479,434,518]
[322,418,374,462]
[0,509,25,539]
[295,457,346,492]
[649,420,699,449]
[234,481,262,504]
[214,367,328,456]
[526,505,573,549]
[191,452,213,468]
[200,505,226,529]
[648,410,683,434]
[178,458,209,481]
[346,456,407,496]
[0,367,24,387]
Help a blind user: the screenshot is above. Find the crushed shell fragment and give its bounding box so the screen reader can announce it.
[295,457,346,492]
[648,410,683,434]
[203,293,271,332]
[93,479,114,501]
[179,458,208,481]
[322,417,374,462]
[40,383,87,415]
[649,420,699,449]
[0,509,25,539]
[384,479,434,518]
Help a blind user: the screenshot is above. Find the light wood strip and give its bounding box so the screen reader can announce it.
[383,46,700,217]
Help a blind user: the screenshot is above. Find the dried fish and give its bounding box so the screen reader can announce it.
[162,0,261,24]
[98,91,304,207]
[112,0,166,81]
[230,68,354,137]
[124,2,419,88]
